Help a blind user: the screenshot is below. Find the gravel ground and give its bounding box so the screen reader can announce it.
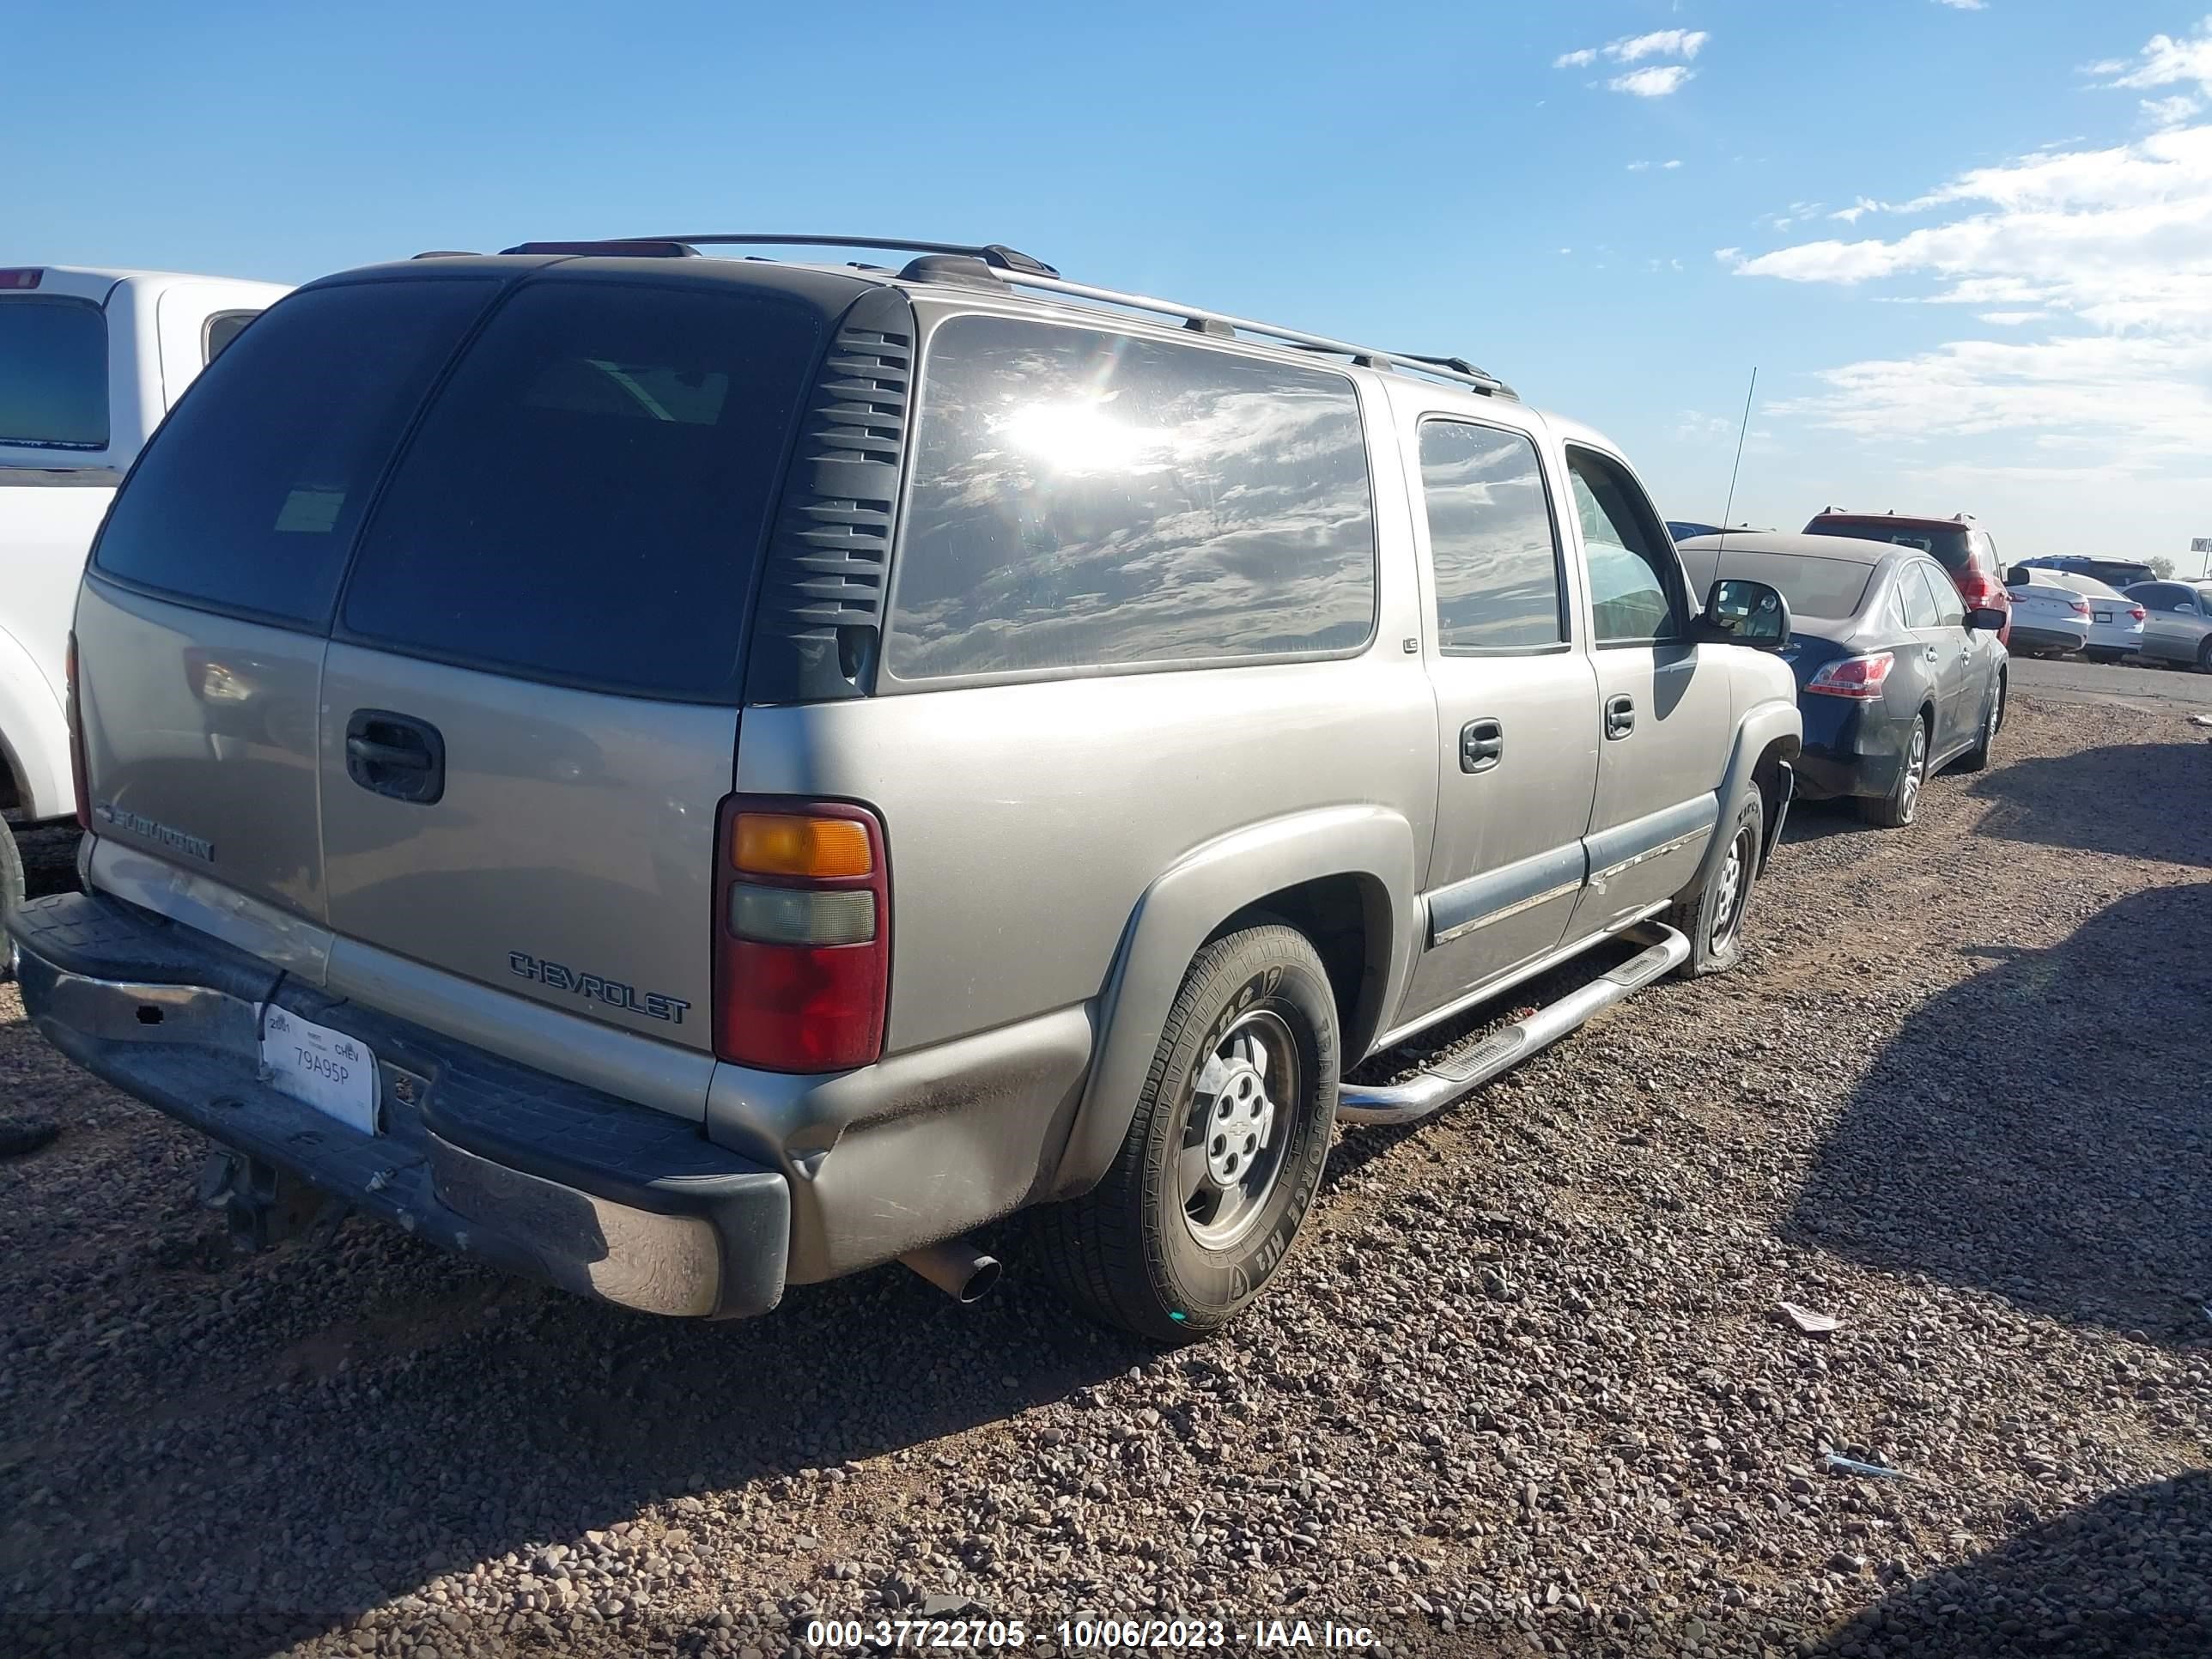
[3,694,2208,1659]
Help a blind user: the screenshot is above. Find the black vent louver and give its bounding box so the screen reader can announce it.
[745,287,917,702]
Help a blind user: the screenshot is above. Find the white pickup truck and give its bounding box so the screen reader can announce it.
[1,265,290,927]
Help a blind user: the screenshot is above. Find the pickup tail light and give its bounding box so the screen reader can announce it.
[714,799,889,1073]
[0,269,43,290]
[1805,651,1896,701]
[66,631,91,831]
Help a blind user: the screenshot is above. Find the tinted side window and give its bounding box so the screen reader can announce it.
[203,311,257,364]
[94,280,496,628]
[343,282,823,700]
[0,295,108,448]
[1418,421,1565,651]
[887,315,1376,679]
[1899,566,1941,629]
[1566,448,1686,644]
[1921,563,1964,626]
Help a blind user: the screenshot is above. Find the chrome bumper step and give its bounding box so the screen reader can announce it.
[1336,924,1690,1127]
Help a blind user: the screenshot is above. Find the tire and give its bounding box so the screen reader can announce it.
[1037,924,1340,1343]
[1955,671,2005,773]
[1861,714,1929,830]
[1665,787,1762,977]
[2198,638,2212,674]
[0,819,22,981]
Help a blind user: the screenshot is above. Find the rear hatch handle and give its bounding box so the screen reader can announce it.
[344,710,446,804]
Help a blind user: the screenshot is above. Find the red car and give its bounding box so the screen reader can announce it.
[1803,509,2012,645]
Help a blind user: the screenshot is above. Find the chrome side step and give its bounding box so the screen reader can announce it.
[1336,924,1690,1127]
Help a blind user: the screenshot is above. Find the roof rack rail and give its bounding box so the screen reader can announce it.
[995,271,1516,398]
[500,239,702,258]
[552,232,1511,397]
[629,234,1060,277]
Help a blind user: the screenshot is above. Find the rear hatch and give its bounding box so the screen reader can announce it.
[78,264,834,1051]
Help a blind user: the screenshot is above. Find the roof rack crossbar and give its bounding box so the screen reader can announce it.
[630,234,1060,277]
[1000,272,1514,398]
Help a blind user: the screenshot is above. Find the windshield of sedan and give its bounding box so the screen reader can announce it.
[1715,551,1874,620]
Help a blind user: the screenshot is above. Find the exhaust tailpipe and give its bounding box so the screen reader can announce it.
[900,1238,1002,1304]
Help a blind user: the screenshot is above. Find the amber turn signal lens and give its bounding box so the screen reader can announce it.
[731,812,873,878]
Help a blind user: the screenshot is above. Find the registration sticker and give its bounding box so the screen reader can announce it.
[259,1006,380,1135]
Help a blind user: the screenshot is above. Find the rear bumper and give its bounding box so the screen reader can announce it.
[4,892,789,1319]
[1792,698,1908,801]
[2008,625,2086,654]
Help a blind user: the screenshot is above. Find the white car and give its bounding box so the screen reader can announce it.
[2022,568,2146,660]
[1,264,290,930]
[2002,572,2094,656]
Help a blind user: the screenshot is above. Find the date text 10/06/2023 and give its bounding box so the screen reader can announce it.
[803,1619,1381,1651]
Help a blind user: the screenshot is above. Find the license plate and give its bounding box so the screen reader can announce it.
[2095,611,2113,623]
[260,1006,380,1134]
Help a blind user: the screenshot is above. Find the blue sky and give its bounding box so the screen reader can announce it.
[15,1,2209,567]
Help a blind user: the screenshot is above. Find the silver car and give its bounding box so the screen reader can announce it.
[2123,580,2212,670]
[7,235,1802,1340]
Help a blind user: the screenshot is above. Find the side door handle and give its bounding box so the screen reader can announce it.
[1460,717,1504,773]
[1924,643,1940,662]
[1604,695,1635,740]
[344,709,446,805]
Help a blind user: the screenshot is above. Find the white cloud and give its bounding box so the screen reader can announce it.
[1612,65,1695,98]
[1627,160,1652,172]
[1664,159,1684,169]
[1725,89,2212,461]
[1556,27,1707,90]
[1611,29,1709,63]
[1831,197,1891,223]
[2087,17,2212,94]
[1932,0,1987,11]
[2143,94,2203,128]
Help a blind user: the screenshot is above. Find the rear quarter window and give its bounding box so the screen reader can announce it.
[0,295,109,449]
[339,281,823,700]
[884,314,1377,681]
[94,279,498,626]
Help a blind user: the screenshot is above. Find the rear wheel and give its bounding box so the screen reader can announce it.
[2198,638,2212,674]
[1861,714,1929,829]
[1038,924,1340,1343]
[1956,672,2005,773]
[1666,788,1762,976]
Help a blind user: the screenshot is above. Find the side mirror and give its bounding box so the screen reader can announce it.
[1966,607,2006,633]
[2006,566,2031,586]
[1701,577,1791,649]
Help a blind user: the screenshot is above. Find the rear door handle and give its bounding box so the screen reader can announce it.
[1604,695,1635,740]
[344,709,446,805]
[1460,718,1504,773]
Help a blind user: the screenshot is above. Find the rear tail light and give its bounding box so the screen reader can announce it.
[65,631,91,831]
[1805,651,1896,700]
[0,269,43,290]
[2069,599,2091,617]
[714,799,889,1073]
[2130,605,2147,623]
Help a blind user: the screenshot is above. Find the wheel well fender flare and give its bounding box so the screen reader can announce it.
[1047,805,1419,1198]
[0,626,69,819]
[1687,699,1802,891]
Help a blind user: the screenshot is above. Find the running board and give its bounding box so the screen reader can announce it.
[1335,924,1690,1127]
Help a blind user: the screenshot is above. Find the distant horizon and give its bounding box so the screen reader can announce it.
[14,1,2207,566]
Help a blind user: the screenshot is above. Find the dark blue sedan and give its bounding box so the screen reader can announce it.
[1679,532,2008,828]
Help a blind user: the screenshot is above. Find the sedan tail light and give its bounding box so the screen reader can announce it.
[2069,599,2092,617]
[2130,605,2146,623]
[714,798,890,1073]
[1805,651,1896,700]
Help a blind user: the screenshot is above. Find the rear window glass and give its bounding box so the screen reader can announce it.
[342,282,822,700]
[886,314,1376,680]
[0,295,108,449]
[1716,552,1872,619]
[1808,519,1971,571]
[94,280,496,626]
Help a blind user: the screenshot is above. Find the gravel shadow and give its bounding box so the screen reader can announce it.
[1815,1472,2212,1656]
[1966,738,2212,868]
[1783,879,2212,1340]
